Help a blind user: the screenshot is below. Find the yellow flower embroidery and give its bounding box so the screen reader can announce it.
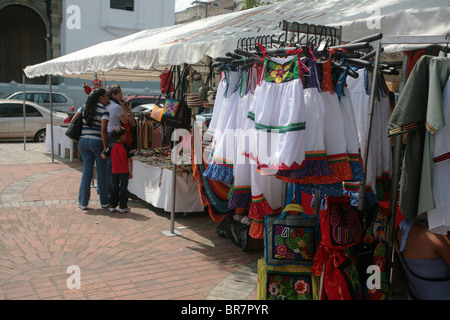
[270,64,291,83]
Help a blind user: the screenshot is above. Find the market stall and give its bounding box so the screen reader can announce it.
[128,147,203,213]
[45,125,76,161]
[23,0,450,300]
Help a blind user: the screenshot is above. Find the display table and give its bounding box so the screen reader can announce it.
[128,159,204,213]
[45,125,75,161]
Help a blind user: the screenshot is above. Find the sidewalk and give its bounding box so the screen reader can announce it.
[0,142,262,300]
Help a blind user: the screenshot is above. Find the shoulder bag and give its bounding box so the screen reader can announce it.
[65,111,83,141]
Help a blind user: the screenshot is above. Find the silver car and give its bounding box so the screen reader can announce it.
[5,91,75,116]
[0,100,69,142]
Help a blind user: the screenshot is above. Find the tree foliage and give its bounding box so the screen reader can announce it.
[241,0,270,10]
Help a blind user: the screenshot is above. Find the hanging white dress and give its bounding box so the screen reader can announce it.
[250,51,307,174]
[203,71,241,184]
[229,67,258,209]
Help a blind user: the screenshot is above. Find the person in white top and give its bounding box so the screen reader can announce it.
[106,84,135,194]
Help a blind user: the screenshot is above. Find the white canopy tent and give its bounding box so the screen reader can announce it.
[24,0,450,81]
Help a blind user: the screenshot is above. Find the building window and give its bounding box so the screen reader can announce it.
[110,0,134,11]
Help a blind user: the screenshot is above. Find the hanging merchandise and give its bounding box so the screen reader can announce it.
[345,68,392,206]
[132,114,167,150]
[319,196,363,250]
[427,75,450,234]
[264,184,319,267]
[150,99,165,122]
[160,66,174,94]
[186,68,203,107]
[388,55,450,224]
[152,65,192,130]
[228,67,259,210]
[257,259,320,301]
[198,21,398,300]
[312,244,363,300]
[192,80,234,222]
[203,71,242,184]
[163,98,182,118]
[355,204,392,300]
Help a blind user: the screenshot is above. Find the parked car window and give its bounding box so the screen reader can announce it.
[35,93,51,104]
[9,104,24,117]
[8,93,33,101]
[8,104,44,117]
[0,105,8,117]
[26,105,43,117]
[52,94,67,103]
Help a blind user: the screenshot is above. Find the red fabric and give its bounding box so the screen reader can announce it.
[111,143,130,174]
[84,85,92,95]
[379,201,405,230]
[160,67,174,94]
[122,122,132,146]
[312,242,353,300]
[404,49,428,80]
[319,196,362,250]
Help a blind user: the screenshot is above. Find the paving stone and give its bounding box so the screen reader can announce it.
[0,143,263,300]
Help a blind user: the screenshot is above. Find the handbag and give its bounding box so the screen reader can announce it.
[257,259,320,300]
[65,111,83,141]
[163,98,181,117]
[162,66,192,129]
[160,66,174,94]
[264,184,319,266]
[150,94,165,123]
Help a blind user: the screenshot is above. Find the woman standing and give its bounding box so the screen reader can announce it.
[78,88,110,210]
[106,84,135,192]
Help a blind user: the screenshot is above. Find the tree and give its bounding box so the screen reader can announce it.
[241,0,270,10]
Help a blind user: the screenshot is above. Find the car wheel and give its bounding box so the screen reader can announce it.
[34,129,46,143]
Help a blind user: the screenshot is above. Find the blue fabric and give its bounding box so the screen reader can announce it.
[78,137,108,207]
[398,219,450,300]
[203,162,234,185]
[106,132,117,195]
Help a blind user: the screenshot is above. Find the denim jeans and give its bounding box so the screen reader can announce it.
[106,132,116,195]
[78,137,108,207]
[109,173,129,209]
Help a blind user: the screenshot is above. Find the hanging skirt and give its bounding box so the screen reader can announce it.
[248,162,283,239]
[251,63,307,172]
[339,87,364,182]
[204,71,241,184]
[229,89,256,209]
[229,67,260,209]
[274,86,333,185]
[205,76,227,139]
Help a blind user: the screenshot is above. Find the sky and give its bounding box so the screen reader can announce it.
[175,0,195,12]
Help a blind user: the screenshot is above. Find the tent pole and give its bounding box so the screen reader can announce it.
[49,75,56,163]
[23,73,26,151]
[358,38,383,211]
[162,66,182,237]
